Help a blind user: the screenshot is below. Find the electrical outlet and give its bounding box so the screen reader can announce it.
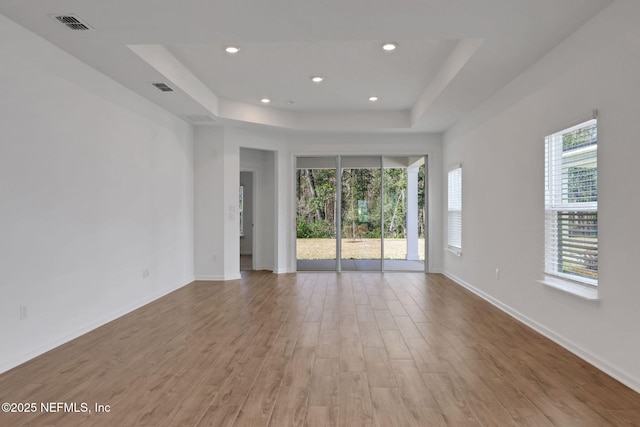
[19,304,28,320]
[142,268,150,279]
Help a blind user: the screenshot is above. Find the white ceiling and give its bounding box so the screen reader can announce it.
[0,0,613,133]
[167,39,458,111]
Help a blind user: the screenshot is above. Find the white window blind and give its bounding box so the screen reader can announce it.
[544,119,597,285]
[448,166,462,251]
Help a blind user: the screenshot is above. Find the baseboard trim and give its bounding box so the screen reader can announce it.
[443,271,640,394]
[195,274,241,281]
[0,278,194,375]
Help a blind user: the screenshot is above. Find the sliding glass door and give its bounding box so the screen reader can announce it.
[296,155,427,272]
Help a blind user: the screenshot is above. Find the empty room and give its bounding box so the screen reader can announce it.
[1,0,640,426]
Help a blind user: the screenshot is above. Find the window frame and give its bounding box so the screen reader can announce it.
[544,118,598,287]
[447,164,462,255]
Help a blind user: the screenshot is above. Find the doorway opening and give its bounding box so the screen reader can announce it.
[240,170,254,271]
[296,155,427,272]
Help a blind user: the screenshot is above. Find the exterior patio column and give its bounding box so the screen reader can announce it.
[406,165,419,260]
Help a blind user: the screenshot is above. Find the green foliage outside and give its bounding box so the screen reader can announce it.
[562,123,596,151]
[296,165,425,239]
[296,219,334,238]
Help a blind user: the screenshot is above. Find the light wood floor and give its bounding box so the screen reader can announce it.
[240,255,252,271]
[1,272,639,426]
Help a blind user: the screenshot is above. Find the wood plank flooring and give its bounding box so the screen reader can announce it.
[1,272,639,426]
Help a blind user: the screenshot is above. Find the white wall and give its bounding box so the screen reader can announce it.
[194,127,225,279]
[0,15,194,373]
[442,0,640,392]
[194,127,241,280]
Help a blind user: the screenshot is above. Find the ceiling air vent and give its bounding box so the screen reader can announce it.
[53,15,93,31]
[152,83,174,92]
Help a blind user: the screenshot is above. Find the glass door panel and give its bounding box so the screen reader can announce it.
[382,157,426,271]
[340,156,382,271]
[296,157,337,271]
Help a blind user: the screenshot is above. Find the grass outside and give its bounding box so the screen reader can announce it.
[297,238,425,260]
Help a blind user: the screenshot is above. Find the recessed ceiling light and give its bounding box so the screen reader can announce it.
[369,96,379,102]
[382,42,397,51]
[225,46,240,54]
[311,76,324,83]
[260,98,271,104]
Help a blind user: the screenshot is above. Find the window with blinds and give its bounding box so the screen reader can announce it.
[544,119,597,285]
[448,165,462,252]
